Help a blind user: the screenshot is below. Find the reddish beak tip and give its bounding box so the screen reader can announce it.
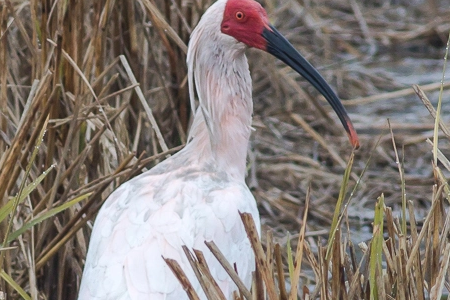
[347,125,360,149]
[351,136,360,150]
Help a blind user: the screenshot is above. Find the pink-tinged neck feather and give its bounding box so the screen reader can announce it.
[185,0,253,181]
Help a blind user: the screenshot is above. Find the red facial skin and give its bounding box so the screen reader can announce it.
[221,0,271,50]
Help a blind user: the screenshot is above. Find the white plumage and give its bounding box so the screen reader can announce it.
[79,1,260,299]
[78,159,259,299]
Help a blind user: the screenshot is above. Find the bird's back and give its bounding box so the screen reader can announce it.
[78,150,260,299]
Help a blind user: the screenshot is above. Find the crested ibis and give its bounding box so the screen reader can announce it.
[78,0,359,299]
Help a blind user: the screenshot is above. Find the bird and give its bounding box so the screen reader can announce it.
[78,0,359,299]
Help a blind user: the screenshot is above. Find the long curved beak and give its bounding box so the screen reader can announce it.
[262,25,359,149]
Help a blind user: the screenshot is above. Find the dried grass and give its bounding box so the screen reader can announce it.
[0,0,449,299]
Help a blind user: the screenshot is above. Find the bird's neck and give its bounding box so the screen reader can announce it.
[186,45,253,181]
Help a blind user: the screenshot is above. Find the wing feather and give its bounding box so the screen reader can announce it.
[78,164,259,300]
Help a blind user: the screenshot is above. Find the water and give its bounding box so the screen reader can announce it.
[349,56,450,123]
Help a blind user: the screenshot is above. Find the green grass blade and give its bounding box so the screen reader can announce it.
[0,115,49,271]
[370,194,384,300]
[0,269,31,300]
[326,151,354,260]
[388,121,407,235]
[401,148,407,235]
[0,164,55,223]
[286,232,294,280]
[6,192,91,244]
[433,31,450,165]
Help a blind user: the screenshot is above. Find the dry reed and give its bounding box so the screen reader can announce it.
[0,0,449,299]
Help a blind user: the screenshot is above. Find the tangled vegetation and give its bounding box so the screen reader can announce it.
[0,0,449,299]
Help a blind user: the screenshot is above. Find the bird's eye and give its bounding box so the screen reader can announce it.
[235,11,245,20]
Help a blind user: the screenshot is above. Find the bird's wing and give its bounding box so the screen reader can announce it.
[78,166,259,300]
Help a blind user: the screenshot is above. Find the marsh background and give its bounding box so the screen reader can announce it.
[0,0,449,299]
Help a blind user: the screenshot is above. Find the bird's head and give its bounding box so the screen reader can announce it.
[220,0,360,149]
[221,0,269,50]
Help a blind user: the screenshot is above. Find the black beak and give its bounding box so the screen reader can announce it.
[262,25,359,149]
